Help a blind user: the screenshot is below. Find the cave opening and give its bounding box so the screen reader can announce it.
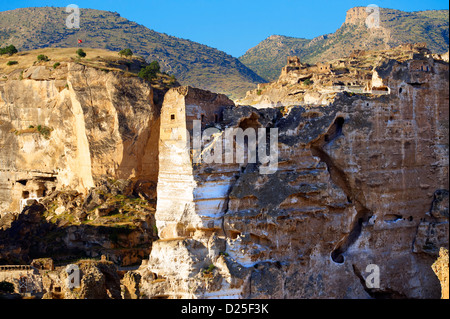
[322,116,345,145]
[238,113,260,131]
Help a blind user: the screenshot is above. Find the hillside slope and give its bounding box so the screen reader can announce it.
[0,7,265,99]
[240,7,449,81]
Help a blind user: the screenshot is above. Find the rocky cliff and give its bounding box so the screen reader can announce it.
[136,49,449,299]
[344,6,372,25]
[0,46,448,299]
[0,50,162,266]
[239,7,449,82]
[0,52,160,214]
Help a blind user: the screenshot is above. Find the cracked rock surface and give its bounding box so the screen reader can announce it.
[138,51,449,299]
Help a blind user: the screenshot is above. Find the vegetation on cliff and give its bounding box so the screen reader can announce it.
[0,47,180,101]
[0,178,158,266]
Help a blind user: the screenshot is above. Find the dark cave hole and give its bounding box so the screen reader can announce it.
[324,117,345,144]
[331,249,345,264]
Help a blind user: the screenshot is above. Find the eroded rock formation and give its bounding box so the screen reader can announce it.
[0,61,160,213]
[0,47,448,299]
[136,49,449,299]
[0,58,160,267]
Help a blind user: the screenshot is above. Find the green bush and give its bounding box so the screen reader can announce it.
[76,49,86,58]
[118,48,133,58]
[138,61,160,81]
[202,264,216,275]
[37,125,52,139]
[37,54,49,62]
[53,62,61,69]
[6,60,18,66]
[169,74,177,84]
[0,45,18,56]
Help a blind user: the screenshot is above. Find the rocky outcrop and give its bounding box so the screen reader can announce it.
[238,44,440,109]
[122,270,142,299]
[0,47,448,299]
[0,178,158,266]
[155,86,235,240]
[136,50,448,299]
[344,7,371,25]
[0,61,160,213]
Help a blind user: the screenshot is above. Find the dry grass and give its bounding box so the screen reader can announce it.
[0,47,179,90]
[0,47,136,74]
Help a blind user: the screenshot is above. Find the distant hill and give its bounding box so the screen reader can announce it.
[0,7,265,99]
[240,7,449,81]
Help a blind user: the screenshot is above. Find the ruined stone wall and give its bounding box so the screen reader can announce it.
[155,86,235,240]
[0,266,43,294]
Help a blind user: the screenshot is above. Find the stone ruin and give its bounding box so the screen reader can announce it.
[238,43,447,108]
[16,177,57,213]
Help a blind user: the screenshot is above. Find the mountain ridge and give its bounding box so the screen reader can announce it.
[0,7,266,99]
[239,7,449,81]
[1,6,448,96]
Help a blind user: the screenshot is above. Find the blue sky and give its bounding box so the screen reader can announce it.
[0,0,448,57]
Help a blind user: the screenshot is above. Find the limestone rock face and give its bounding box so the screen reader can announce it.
[344,7,371,25]
[139,54,448,299]
[0,49,447,299]
[155,86,235,240]
[0,62,160,213]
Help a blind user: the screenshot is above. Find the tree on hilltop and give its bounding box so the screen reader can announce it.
[119,48,133,58]
[0,45,18,56]
[37,54,50,62]
[138,61,161,81]
[76,49,87,58]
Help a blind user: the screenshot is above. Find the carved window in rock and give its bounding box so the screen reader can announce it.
[170,114,176,121]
